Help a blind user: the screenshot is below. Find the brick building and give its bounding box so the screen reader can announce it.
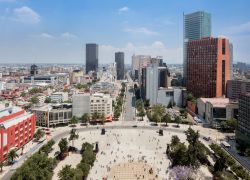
[0,106,36,161]
[187,37,230,98]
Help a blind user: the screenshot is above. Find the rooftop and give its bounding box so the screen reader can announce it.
[200,97,230,107]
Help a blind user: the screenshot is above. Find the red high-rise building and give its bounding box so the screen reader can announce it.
[187,37,230,98]
[0,106,36,161]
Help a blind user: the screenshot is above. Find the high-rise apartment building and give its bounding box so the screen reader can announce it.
[115,52,125,80]
[236,93,250,147]
[86,43,98,74]
[187,37,230,98]
[131,55,151,80]
[183,11,211,85]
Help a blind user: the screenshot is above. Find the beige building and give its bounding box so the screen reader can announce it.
[70,70,84,84]
[197,97,238,127]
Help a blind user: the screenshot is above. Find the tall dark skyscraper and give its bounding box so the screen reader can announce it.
[115,52,125,80]
[183,11,211,85]
[86,43,98,74]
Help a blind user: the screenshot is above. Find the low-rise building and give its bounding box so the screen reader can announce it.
[0,106,36,161]
[72,93,90,118]
[72,93,113,120]
[33,103,72,127]
[197,97,238,127]
[50,92,68,103]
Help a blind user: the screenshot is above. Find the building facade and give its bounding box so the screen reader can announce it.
[187,37,230,98]
[115,52,125,80]
[33,104,72,127]
[226,79,250,100]
[236,93,250,147]
[72,94,90,118]
[86,43,98,74]
[50,92,68,103]
[0,106,36,161]
[183,11,211,85]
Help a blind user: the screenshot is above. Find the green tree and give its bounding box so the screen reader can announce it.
[58,165,77,180]
[7,149,18,164]
[170,135,180,148]
[162,113,171,126]
[175,116,182,126]
[149,104,166,124]
[30,96,39,104]
[77,162,90,178]
[214,156,226,173]
[226,118,237,131]
[167,101,173,109]
[100,113,106,125]
[69,116,78,125]
[92,112,99,121]
[44,97,51,103]
[20,92,26,97]
[58,138,68,156]
[169,142,188,167]
[69,129,79,148]
[34,129,45,141]
[81,113,90,124]
[0,161,3,172]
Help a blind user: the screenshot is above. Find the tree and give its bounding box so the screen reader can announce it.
[20,92,26,97]
[58,165,76,180]
[169,143,188,167]
[44,97,51,103]
[30,96,39,104]
[175,116,182,126]
[69,116,78,126]
[92,112,99,121]
[77,162,90,178]
[100,113,106,125]
[69,129,79,148]
[185,128,199,147]
[170,135,180,148]
[167,101,173,109]
[58,138,68,156]
[81,113,90,124]
[226,118,237,131]
[149,104,166,124]
[7,149,18,164]
[0,161,3,172]
[34,129,45,141]
[162,113,171,126]
[214,156,226,173]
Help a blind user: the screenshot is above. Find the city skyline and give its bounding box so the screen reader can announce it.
[0,0,250,64]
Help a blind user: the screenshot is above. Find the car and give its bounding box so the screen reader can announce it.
[203,137,211,141]
[132,125,137,128]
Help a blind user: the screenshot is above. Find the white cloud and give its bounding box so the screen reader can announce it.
[61,32,77,38]
[13,6,40,24]
[99,41,182,64]
[118,6,129,13]
[123,27,160,36]
[40,33,54,39]
[229,21,250,34]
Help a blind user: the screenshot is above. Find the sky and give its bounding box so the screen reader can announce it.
[0,0,250,64]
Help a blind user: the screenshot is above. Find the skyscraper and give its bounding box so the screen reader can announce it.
[86,43,98,74]
[183,11,211,85]
[236,93,250,148]
[115,52,125,80]
[187,37,230,98]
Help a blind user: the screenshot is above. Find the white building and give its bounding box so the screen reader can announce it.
[0,81,6,91]
[33,103,72,127]
[72,93,90,118]
[90,93,112,117]
[50,92,68,103]
[72,93,113,118]
[146,63,158,105]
